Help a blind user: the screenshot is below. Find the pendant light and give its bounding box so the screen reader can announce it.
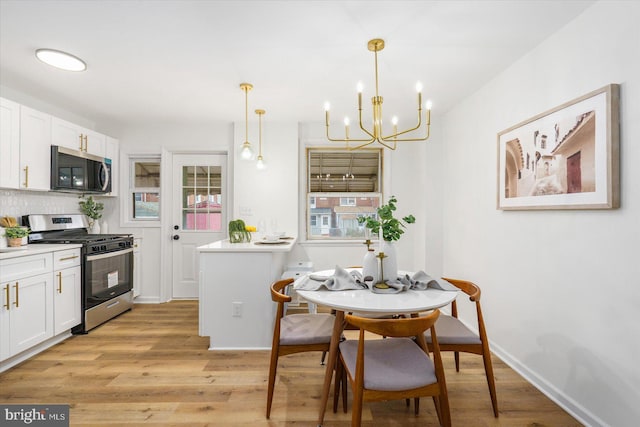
[255,109,266,170]
[239,83,254,160]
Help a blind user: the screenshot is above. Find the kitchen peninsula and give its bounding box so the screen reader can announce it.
[197,237,297,350]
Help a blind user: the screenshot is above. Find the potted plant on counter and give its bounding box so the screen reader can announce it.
[79,195,104,234]
[5,226,30,247]
[358,196,415,282]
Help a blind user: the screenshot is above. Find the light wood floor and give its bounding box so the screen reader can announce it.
[0,301,582,426]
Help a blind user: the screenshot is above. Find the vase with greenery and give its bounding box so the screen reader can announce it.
[5,226,30,247]
[79,195,104,232]
[358,196,415,282]
[228,219,252,243]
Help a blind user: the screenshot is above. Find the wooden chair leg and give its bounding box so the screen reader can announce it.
[341,366,348,413]
[321,351,327,365]
[482,351,499,417]
[433,396,441,424]
[333,360,341,413]
[414,397,420,415]
[266,348,280,419]
[454,351,460,372]
[351,383,364,427]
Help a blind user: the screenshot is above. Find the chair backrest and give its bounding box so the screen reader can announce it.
[270,278,294,321]
[345,310,440,339]
[441,277,481,318]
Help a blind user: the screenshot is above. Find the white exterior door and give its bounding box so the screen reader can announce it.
[171,154,227,298]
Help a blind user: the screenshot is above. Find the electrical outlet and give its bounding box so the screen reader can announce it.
[232,302,243,317]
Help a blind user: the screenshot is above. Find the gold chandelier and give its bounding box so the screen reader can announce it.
[324,38,432,150]
[239,83,254,160]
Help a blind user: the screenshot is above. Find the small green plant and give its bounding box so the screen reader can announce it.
[5,226,30,239]
[358,196,415,242]
[78,196,104,221]
[228,219,251,243]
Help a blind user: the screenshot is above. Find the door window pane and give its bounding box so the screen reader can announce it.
[181,165,222,231]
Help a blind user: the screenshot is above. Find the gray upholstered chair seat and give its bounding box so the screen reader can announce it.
[280,313,334,345]
[339,338,436,391]
[426,314,482,345]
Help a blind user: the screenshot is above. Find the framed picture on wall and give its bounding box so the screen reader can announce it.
[497,84,620,210]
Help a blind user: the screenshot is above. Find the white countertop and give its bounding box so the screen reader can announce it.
[197,237,297,253]
[0,243,83,260]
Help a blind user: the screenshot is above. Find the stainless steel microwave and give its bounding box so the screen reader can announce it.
[50,145,112,193]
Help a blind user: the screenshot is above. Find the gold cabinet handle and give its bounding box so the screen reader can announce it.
[57,272,63,293]
[12,282,19,308]
[59,255,79,261]
[23,165,29,188]
[83,134,88,151]
[79,134,84,151]
[3,284,9,310]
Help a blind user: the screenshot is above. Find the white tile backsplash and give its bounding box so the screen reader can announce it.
[0,190,111,225]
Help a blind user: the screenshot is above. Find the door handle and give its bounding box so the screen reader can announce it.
[13,282,19,308]
[3,284,9,310]
[23,165,29,188]
[172,235,180,240]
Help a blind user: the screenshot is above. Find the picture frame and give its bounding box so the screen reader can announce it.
[497,84,620,210]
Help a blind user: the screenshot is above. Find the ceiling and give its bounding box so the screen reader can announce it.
[0,0,595,130]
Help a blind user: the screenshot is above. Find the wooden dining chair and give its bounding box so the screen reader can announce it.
[335,311,451,427]
[425,277,499,417]
[266,278,335,419]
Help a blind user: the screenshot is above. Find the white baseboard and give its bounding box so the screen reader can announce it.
[489,341,607,427]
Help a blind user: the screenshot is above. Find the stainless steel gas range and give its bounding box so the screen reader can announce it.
[24,214,134,333]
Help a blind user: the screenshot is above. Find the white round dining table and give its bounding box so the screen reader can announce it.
[296,271,458,315]
[293,268,459,426]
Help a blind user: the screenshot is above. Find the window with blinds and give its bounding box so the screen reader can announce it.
[306,149,382,240]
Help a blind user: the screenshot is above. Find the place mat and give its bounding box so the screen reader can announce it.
[254,241,288,245]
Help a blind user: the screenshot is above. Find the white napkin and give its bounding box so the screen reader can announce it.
[398,271,458,291]
[296,265,368,291]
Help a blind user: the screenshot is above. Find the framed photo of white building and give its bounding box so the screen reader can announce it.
[497,84,620,210]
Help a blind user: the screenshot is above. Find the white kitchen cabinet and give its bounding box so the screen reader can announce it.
[19,105,51,191]
[0,97,21,189]
[53,249,82,335]
[105,136,119,197]
[52,117,105,157]
[133,237,141,298]
[0,253,54,362]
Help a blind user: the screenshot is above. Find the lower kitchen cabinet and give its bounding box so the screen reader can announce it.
[4,273,54,357]
[53,249,82,334]
[1,247,81,368]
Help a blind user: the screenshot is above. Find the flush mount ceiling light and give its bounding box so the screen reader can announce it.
[35,48,87,72]
[239,83,254,160]
[324,38,432,150]
[255,109,266,170]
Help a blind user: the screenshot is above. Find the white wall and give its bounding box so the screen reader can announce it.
[441,2,640,425]
[232,121,298,237]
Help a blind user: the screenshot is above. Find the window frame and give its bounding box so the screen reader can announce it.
[121,154,161,227]
[304,147,383,242]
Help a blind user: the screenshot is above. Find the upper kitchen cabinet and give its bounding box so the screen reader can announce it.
[19,105,51,191]
[104,136,119,197]
[52,117,106,157]
[0,98,21,189]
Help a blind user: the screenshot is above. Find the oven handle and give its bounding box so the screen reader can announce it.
[86,247,133,262]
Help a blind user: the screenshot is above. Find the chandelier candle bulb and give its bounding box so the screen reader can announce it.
[416,81,423,93]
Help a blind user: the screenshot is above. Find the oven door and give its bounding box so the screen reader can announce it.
[85,248,133,309]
